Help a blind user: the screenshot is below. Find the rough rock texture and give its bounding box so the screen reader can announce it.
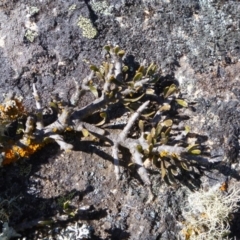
[0,0,240,239]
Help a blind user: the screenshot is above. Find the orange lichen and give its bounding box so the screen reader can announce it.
[1,142,44,165]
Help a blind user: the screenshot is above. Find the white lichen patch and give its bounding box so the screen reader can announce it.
[0,36,6,48]
[181,183,240,239]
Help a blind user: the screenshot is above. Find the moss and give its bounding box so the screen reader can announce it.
[77,16,98,39]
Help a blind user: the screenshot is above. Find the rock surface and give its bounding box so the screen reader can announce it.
[0,0,240,239]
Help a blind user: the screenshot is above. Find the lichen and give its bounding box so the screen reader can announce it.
[2,141,44,165]
[0,95,25,121]
[90,0,112,16]
[77,16,97,39]
[24,29,38,42]
[181,183,240,239]
[0,222,21,240]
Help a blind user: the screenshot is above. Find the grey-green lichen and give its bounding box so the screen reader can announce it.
[0,222,21,240]
[24,29,38,42]
[68,4,77,12]
[27,6,39,16]
[77,16,98,39]
[90,0,112,16]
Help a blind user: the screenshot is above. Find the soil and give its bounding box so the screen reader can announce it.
[0,0,240,239]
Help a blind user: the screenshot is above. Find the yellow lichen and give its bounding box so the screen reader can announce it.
[77,16,97,39]
[0,97,25,121]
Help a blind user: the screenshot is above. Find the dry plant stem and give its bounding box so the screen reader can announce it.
[71,71,94,106]
[129,145,151,185]
[81,122,105,135]
[71,94,109,120]
[20,116,35,145]
[3,45,195,188]
[120,101,150,140]
[70,78,81,106]
[33,83,44,130]
[113,101,150,184]
[112,49,123,82]
[48,134,73,150]
[112,143,120,180]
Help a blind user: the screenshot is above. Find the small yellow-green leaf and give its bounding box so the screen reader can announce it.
[160,133,169,144]
[170,167,179,176]
[136,144,143,153]
[114,46,120,54]
[142,111,155,118]
[95,71,104,80]
[148,144,153,153]
[147,133,153,145]
[161,119,173,127]
[138,120,144,132]
[163,84,178,98]
[108,91,115,98]
[37,220,53,226]
[89,85,98,98]
[104,45,111,52]
[63,201,70,210]
[165,171,177,184]
[82,128,89,137]
[161,160,166,179]
[117,50,125,57]
[187,144,199,152]
[176,99,188,107]
[95,112,107,126]
[103,62,109,75]
[190,149,201,155]
[164,127,171,136]
[181,161,190,171]
[150,127,156,138]
[123,93,145,103]
[90,65,99,72]
[133,72,143,82]
[146,63,157,76]
[137,65,145,73]
[49,101,58,109]
[159,104,171,111]
[128,162,135,167]
[185,125,191,134]
[108,76,123,86]
[156,123,163,137]
[122,65,128,72]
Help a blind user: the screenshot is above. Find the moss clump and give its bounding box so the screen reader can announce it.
[77,16,98,39]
